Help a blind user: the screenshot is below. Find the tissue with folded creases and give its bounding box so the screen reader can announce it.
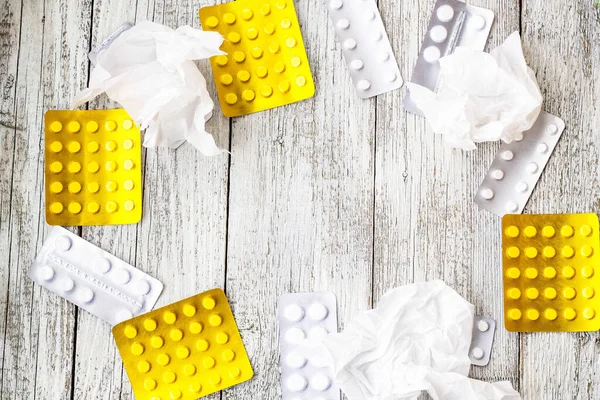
[407,32,542,150]
[72,21,225,156]
[321,280,521,400]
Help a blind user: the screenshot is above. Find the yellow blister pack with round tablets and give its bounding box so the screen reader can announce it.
[112,288,254,400]
[44,109,142,226]
[502,213,600,332]
[199,0,315,117]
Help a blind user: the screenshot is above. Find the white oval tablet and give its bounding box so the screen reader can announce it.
[477,320,489,332]
[429,25,447,43]
[436,5,454,22]
[285,352,307,369]
[59,276,75,292]
[77,287,94,304]
[54,236,72,252]
[285,327,306,344]
[112,268,131,285]
[38,265,55,281]
[491,169,504,180]
[134,279,151,295]
[423,46,441,63]
[471,347,484,360]
[286,374,308,392]
[357,80,371,91]
[350,59,364,70]
[337,18,349,30]
[308,303,329,320]
[480,188,494,200]
[310,374,332,391]
[94,257,112,274]
[284,304,305,322]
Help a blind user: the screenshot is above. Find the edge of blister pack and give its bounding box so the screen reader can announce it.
[278,292,339,399]
[327,0,403,98]
[469,316,496,366]
[404,0,494,115]
[89,22,134,66]
[29,226,163,325]
[475,111,566,217]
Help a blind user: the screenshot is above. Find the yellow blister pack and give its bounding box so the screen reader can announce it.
[199,0,315,117]
[113,288,253,400]
[502,213,600,332]
[44,109,142,226]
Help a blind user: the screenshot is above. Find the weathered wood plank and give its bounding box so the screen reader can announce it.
[223,0,375,398]
[0,0,93,398]
[71,0,231,398]
[521,0,600,398]
[374,0,522,394]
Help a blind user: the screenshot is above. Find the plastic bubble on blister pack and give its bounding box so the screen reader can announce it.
[502,213,600,332]
[475,112,565,216]
[327,0,402,98]
[29,226,163,325]
[199,0,315,117]
[113,288,254,399]
[278,292,339,400]
[44,109,142,226]
[469,316,496,366]
[404,0,494,115]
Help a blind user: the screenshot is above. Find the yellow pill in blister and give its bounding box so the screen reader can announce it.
[164,371,176,384]
[124,325,137,339]
[545,308,558,320]
[220,74,233,86]
[68,202,82,214]
[564,308,577,320]
[87,141,99,153]
[256,66,268,78]
[274,61,285,74]
[190,382,202,393]
[561,225,574,237]
[562,266,575,279]
[184,364,196,376]
[226,93,238,105]
[582,287,595,298]
[144,318,157,331]
[106,201,118,213]
[525,268,538,279]
[561,246,574,258]
[229,367,241,378]
[50,141,63,153]
[196,339,209,352]
[68,121,80,133]
[50,161,63,173]
[50,121,62,132]
[246,28,258,40]
[269,42,280,53]
[296,76,307,87]
[242,90,255,102]
[583,308,595,320]
[124,200,135,211]
[507,288,521,299]
[177,346,190,359]
[525,247,538,259]
[123,139,133,150]
[203,356,216,369]
[223,12,236,24]
[87,202,100,214]
[562,287,576,300]
[68,141,81,153]
[164,311,177,324]
[233,51,246,63]
[527,309,539,320]
[581,266,594,278]
[106,161,117,172]
[237,70,250,82]
[222,349,235,362]
[543,267,556,279]
[216,332,229,344]
[507,267,520,279]
[580,224,592,237]
[505,225,519,237]
[216,55,228,67]
[544,287,557,299]
[291,56,301,67]
[542,246,556,258]
[241,8,253,20]
[86,121,98,132]
[526,288,539,300]
[68,162,81,174]
[131,342,144,355]
[151,336,164,348]
[124,180,134,191]
[581,245,593,257]
[105,120,117,131]
[205,16,219,28]
[286,37,297,48]
[68,182,81,194]
[157,354,170,366]
[183,304,196,317]
[228,32,241,44]
[50,182,63,194]
[209,314,223,327]
[281,18,291,28]
[210,374,222,385]
[202,296,216,310]
[87,162,99,173]
[523,226,537,237]
[542,225,555,238]
[105,141,117,151]
[506,247,520,258]
[190,322,203,334]
[508,309,522,320]
[170,328,183,341]
[264,22,275,35]
[50,202,64,214]
[106,181,117,192]
[251,47,263,59]
[137,360,150,373]
[87,182,99,193]
[279,80,291,93]
[122,119,133,130]
[144,378,157,391]
[260,85,273,98]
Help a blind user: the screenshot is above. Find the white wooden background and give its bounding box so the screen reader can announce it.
[1,0,599,398]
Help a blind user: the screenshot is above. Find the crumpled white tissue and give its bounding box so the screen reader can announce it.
[72,21,225,156]
[321,280,521,400]
[407,32,542,150]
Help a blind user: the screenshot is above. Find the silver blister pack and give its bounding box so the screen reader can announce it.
[327,0,403,98]
[469,316,496,366]
[89,22,134,66]
[475,111,566,217]
[404,0,494,115]
[278,292,339,399]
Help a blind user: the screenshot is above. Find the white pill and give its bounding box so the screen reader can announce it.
[387,72,398,82]
[286,374,308,392]
[491,169,504,180]
[527,162,539,174]
[513,132,524,142]
[285,352,307,369]
[516,181,528,192]
[379,51,390,62]
[537,143,549,154]
[337,18,349,30]
[477,320,490,332]
[54,236,72,252]
[350,59,364,70]
[344,38,357,50]
[436,5,454,22]
[93,257,112,274]
[59,277,75,292]
[423,46,441,63]
[429,25,447,43]
[117,309,134,322]
[357,80,371,91]
[308,326,329,341]
[546,124,558,135]
[471,347,484,360]
[38,265,55,281]
[113,268,131,285]
[329,0,343,10]
[501,150,514,161]
[77,287,94,304]
[308,303,329,320]
[371,30,383,41]
[284,304,305,322]
[134,279,151,295]
[472,15,486,30]
[365,10,376,20]
[480,188,494,200]
[310,374,332,391]
[285,327,306,344]
[505,201,519,212]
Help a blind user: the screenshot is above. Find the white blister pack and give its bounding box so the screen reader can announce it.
[404,0,494,115]
[328,0,402,98]
[469,316,496,366]
[475,111,565,216]
[89,22,133,66]
[29,226,163,325]
[278,292,339,399]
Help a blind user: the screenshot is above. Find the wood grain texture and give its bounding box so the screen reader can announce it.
[0,0,599,398]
